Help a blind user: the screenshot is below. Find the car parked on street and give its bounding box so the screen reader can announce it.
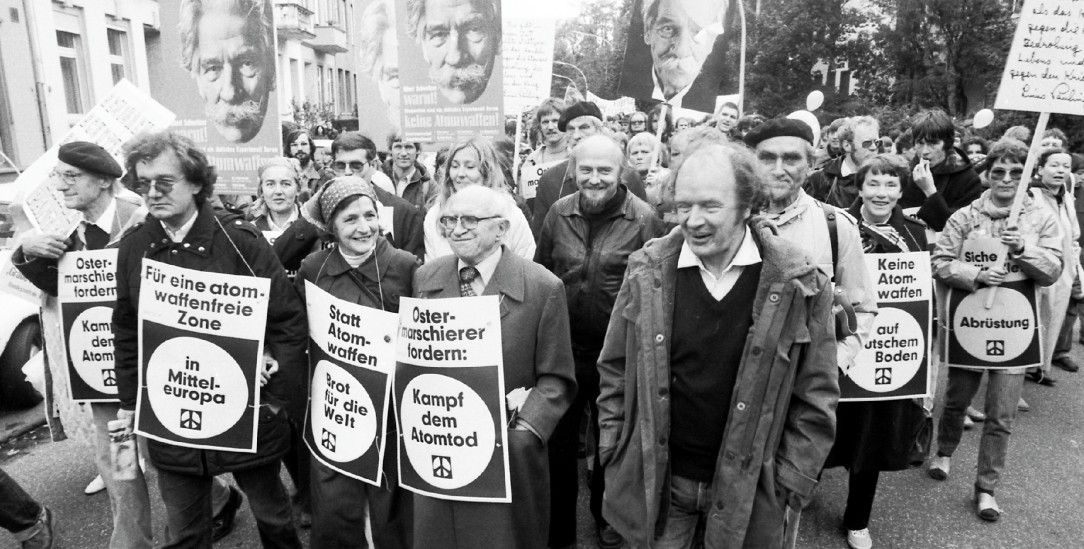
[0,182,44,410]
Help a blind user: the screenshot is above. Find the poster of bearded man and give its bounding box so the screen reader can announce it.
[619,0,743,114]
[395,0,505,143]
[150,0,283,195]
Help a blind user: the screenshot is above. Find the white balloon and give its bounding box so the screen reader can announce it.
[973,109,995,129]
[788,110,821,148]
[806,90,825,112]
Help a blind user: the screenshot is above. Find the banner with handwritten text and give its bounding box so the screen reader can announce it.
[994,0,1084,114]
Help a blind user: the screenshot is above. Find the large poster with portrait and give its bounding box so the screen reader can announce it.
[357,0,402,143]
[618,0,743,114]
[394,0,505,143]
[151,0,282,195]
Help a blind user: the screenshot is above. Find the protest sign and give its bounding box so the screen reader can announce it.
[587,93,637,119]
[394,296,510,502]
[994,0,1084,115]
[57,250,120,402]
[843,252,931,401]
[0,250,44,304]
[150,0,282,195]
[18,80,173,236]
[394,0,504,143]
[356,0,402,142]
[618,0,742,113]
[303,282,395,485]
[135,260,269,452]
[518,159,564,200]
[502,17,557,115]
[945,238,1042,369]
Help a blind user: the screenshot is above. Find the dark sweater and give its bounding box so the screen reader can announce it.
[669,262,762,482]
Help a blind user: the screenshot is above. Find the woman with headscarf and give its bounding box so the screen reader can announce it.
[422,138,536,262]
[296,176,419,548]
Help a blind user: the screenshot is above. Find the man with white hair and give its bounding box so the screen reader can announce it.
[405,0,501,104]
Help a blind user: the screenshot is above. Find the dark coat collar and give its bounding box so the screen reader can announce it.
[416,245,526,304]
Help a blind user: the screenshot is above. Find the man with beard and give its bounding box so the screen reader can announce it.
[804,116,880,208]
[530,102,648,237]
[179,0,275,144]
[535,135,665,549]
[621,0,730,112]
[359,0,402,129]
[406,0,501,105]
[519,99,569,207]
[745,118,877,386]
[286,129,323,192]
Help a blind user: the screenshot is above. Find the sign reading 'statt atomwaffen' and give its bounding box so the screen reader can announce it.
[58,250,120,402]
[946,238,1042,369]
[303,282,394,485]
[135,259,269,452]
[394,296,510,502]
[843,252,931,401]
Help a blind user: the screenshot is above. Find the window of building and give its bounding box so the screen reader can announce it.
[106,28,133,85]
[56,30,89,115]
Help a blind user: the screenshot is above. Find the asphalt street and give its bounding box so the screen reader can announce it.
[2,337,1083,548]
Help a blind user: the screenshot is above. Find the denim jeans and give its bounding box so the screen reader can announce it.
[654,475,712,549]
[1054,299,1078,359]
[157,461,301,549]
[0,467,41,534]
[91,402,153,548]
[936,368,1025,494]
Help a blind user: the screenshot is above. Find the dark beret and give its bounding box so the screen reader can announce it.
[743,118,815,148]
[58,141,123,179]
[558,102,603,132]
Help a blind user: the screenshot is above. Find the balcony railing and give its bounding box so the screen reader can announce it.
[274,2,316,41]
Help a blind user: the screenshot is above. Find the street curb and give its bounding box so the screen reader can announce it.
[0,417,47,445]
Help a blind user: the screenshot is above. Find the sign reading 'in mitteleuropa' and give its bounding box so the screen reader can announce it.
[394,296,510,503]
[842,252,931,402]
[135,260,268,452]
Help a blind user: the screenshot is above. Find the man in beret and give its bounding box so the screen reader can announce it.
[13,141,155,547]
[530,101,650,238]
[744,118,877,393]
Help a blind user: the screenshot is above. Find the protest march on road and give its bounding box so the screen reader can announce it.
[1,0,1083,548]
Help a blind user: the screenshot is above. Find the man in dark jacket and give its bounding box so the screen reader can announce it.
[382,133,438,210]
[535,135,666,549]
[530,102,648,238]
[597,141,838,549]
[804,116,880,208]
[898,109,983,231]
[113,131,304,548]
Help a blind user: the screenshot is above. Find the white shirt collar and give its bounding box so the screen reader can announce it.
[651,70,693,109]
[84,198,116,233]
[458,246,503,288]
[677,226,760,272]
[162,210,199,243]
[267,207,299,232]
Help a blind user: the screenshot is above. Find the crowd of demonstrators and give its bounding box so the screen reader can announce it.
[8,92,1084,549]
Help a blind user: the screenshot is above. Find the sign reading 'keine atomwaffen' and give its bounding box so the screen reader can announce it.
[946,238,1042,369]
[394,296,510,502]
[303,282,395,485]
[58,250,120,402]
[843,252,931,401]
[136,260,269,452]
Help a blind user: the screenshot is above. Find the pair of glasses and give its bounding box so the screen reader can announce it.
[988,168,1024,181]
[50,170,85,184]
[131,176,178,195]
[858,139,879,151]
[438,215,500,230]
[331,161,369,173]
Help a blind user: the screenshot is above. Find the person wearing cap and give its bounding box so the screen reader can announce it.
[412,185,575,549]
[596,141,838,548]
[12,141,154,548]
[745,118,877,386]
[112,130,305,548]
[530,101,649,238]
[295,176,418,549]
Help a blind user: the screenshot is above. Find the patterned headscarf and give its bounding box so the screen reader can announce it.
[300,176,379,233]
